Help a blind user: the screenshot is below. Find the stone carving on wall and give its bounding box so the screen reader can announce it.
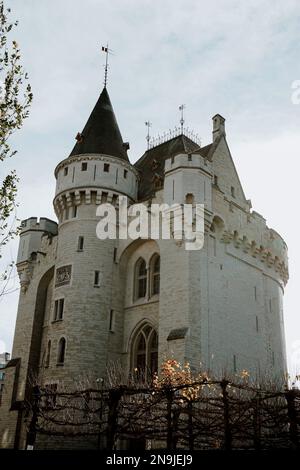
[55,265,72,287]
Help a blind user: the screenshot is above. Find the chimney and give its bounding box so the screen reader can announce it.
[212,114,226,142]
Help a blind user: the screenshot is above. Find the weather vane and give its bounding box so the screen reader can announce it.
[179,104,185,133]
[101,44,113,88]
[145,121,152,150]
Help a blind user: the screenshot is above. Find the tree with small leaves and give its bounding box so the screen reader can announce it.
[0,1,32,296]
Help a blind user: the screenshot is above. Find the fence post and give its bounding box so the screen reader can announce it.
[106,387,123,450]
[187,400,194,451]
[166,389,174,449]
[220,380,232,450]
[285,389,299,449]
[252,396,261,451]
[25,385,40,450]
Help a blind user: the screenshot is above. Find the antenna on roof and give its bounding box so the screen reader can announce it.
[101,44,113,88]
[145,121,152,150]
[179,104,185,134]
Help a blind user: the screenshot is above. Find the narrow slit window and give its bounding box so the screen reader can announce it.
[94,270,100,286]
[45,340,51,367]
[124,169,128,179]
[231,186,235,198]
[78,236,84,251]
[72,205,77,218]
[64,167,68,176]
[256,315,259,332]
[109,310,114,332]
[57,338,66,365]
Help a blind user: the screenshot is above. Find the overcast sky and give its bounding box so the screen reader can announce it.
[1,0,300,375]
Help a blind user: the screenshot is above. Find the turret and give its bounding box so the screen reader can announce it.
[45,86,138,384]
[17,217,58,264]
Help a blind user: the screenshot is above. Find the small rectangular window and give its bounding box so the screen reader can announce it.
[64,167,68,176]
[54,299,64,321]
[214,175,218,186]
[124,169,128,179]
[58,299,64,320]
[231,186,235,197]
[81,162,87,171]
[109,310,115,332]
[188,154,192,161]
[104,163,110,172]
[78,236,84,251]
[94,270,100,286]
[72,205,77,218]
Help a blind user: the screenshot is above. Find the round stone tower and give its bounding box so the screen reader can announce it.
[45,86,138,384]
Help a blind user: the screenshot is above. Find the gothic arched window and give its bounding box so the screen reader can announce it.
[150,254,160,296]
[132,325,158,380]
[57,337,66,365]
[135,258,147,299]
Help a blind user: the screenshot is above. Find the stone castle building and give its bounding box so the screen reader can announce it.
[0,82,289,449]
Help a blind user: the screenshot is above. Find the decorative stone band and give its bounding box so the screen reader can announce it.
[220,229,289,285]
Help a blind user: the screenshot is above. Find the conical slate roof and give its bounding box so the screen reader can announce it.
[69,87,129,161]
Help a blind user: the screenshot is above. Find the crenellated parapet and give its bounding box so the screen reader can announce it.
[218,225,288,285]
[53,187,122,222]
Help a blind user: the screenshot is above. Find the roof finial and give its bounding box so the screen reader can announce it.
[145,121,152,150]
[101,44,112,88]
[179,104,185,134]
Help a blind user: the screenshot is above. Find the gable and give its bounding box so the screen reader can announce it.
[211,136,248,209]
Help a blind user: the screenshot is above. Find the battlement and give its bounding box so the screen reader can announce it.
[17,217,58,265]
[164,152,212,174]
[20,217,58,235]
